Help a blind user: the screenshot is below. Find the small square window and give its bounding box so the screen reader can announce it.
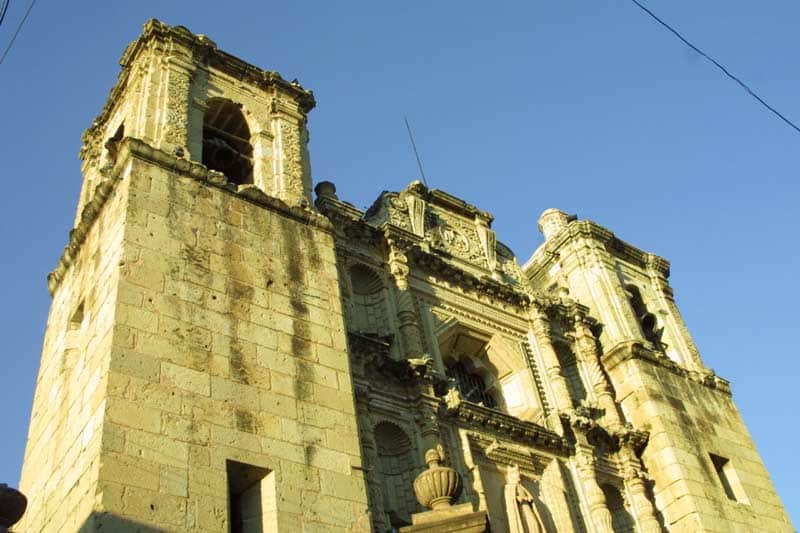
[227,460,277,533]
[709,453,749,504]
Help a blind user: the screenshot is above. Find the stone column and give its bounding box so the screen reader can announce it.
[528,305,573,414]
[573,314,623,430]
[574,447,614,533]
[387,239,425,358]
[618,443,661,533]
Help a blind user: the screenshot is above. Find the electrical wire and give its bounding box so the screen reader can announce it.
[0,0,11,30]
[629,0,800,135]
[0,0,37,67]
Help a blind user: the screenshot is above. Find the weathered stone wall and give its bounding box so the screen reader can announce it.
[525,211,793,533]
[18,164,132,532]
[86,155,367,531]
[608,355,792,532]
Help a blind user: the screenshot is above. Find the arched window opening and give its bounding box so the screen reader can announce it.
[601,484,635,533]
[625,285,663,348]
[553,342,587,407]
[437,326,511,412]
[202,99,253,185]
[374,422,418,529]
[346,264,390,336]
[446,360,497,408]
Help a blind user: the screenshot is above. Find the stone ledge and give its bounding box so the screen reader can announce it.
[604,340,731,395]
[47,137,332,296]
[400,503,488,533]
[441,396,571,455]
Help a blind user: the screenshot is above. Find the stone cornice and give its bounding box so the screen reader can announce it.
[427,189,493,224]
[441,396,571,455]
[604,340,731,395]
[465,433,553,476]
[523,219,671,281]
[410,247,531,309]
[48,174,117,295]
[48,137,330,296]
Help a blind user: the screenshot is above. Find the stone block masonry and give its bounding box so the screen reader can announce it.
[18,150,369,532]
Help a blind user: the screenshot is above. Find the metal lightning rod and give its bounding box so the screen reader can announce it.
[404,115,429,188]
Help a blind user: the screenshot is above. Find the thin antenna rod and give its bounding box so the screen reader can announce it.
[404,115,429,188]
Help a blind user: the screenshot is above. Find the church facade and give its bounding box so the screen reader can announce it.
[17,20,792,532]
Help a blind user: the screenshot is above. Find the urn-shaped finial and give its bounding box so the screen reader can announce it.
[412,445,462,511]
[0,484,27,528]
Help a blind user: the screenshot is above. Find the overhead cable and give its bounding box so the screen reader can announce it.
[629,0,800,135]
[0,0,11,30]
[0,0,37,67]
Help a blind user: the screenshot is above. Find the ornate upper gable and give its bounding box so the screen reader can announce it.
[362,181,524,286]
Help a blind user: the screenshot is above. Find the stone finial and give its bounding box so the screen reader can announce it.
[0,484,27,529]
[412,445,462,510]
[538,208,572,241]
[314,180,338,200]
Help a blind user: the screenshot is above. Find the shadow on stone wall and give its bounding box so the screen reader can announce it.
[78,512,165,533]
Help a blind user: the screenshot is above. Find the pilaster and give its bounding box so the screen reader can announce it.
[573,445,613,533]
[616,440,661,533]
[528,304,573,417]
[387,237,426,358]
[572,313,623,430]
[270,98,312,206]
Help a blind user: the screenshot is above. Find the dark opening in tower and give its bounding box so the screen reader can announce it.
[202,98,254,185]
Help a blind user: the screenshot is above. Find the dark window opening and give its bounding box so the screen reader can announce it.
[710,454,748,503]
[203,99,253,186]
[227,460,272,533]
[625,285,663,348]
[446,361,497,408]
[69,301,85,331]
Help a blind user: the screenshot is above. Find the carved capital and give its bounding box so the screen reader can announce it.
[387,239,411,289]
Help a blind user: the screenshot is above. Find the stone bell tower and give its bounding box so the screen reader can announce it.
[18,20,368,532]
[525,209,792,532]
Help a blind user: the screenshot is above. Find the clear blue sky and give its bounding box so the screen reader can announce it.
[1,0,796,524]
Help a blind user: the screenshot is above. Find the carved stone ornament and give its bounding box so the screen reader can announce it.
[412,445,462,510]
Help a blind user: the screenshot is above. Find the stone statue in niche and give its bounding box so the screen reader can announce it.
[504,465,545,533]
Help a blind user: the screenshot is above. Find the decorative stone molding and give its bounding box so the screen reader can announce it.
[440,393,570,455]
[466,434,552,477]
[604,340,731,395]
[525,218,671,283]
